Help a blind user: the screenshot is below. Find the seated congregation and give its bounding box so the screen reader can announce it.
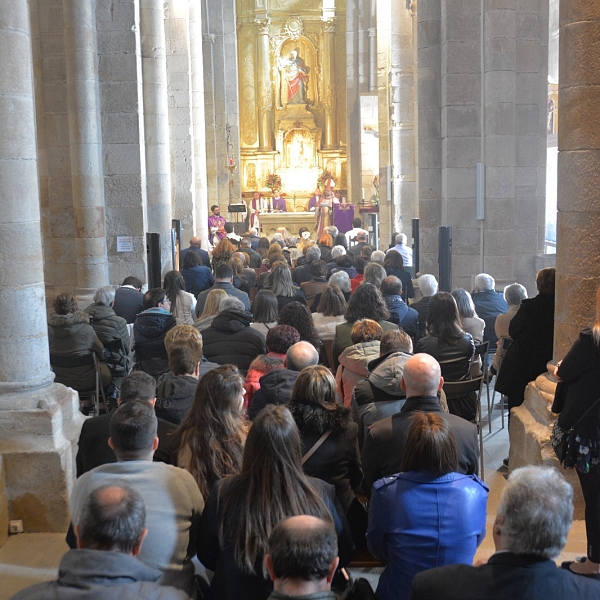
[32,229,600,600]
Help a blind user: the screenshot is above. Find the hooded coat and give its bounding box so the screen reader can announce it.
[201,309,266,375]
[84,302,130,374]
[48,310,111,390]
[289,402,362,512]
[351,351,410,447]
[336,340,381,407]
[133,309,177,378]
[155,373,199,425]
[248,368,300,420]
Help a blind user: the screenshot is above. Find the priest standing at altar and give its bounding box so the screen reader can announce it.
[250,191,269,231]
[333,193,355,234]
[271,189,287,212]
[314,190,333,237]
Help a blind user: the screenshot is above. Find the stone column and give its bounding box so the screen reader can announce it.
[369,2,377,94]
[554,0,600,359]
[188,0,209,247]
[256,19,273,151]
[63,0,109,293]
[0,0,84,536]
[389,0,417,235]
[323,19,338,149]
[346,0,362,203]
[140,0,172,272]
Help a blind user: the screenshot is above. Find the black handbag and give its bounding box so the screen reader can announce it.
[551,395,600,464]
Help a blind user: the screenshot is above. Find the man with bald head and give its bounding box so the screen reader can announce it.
[361,353,479,495]
[12,483,188,599]
[265,516,339,600]
[180,236,210,267]
[249,341,320,419]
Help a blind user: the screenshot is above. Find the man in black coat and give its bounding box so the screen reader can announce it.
[361,353,479,495]
[381,276,418,339]
[249,341,320,420]
[239,238,262,268]
[113,276,145,324]
[179,236,210,267]
[76,371,175,476]
[200,296,265,375]
[195,264,251,317]
[410,466,600,600]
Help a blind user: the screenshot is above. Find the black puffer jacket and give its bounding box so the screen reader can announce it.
[201,309,266,375]
[155,373,198,425]
[133,309,177,377]
[84,302,130,352]
[248,368,300,420]
[288,402,363,512]
[48,310,108,391]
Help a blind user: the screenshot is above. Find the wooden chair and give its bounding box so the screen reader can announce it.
[442,377,485,480]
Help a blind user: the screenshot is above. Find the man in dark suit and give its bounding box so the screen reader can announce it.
[179,236,210,267]
[361,353,479,495]
[194,264,251,318]
[76,371,175,476]
[410,466,600,599]
[471,272,508,346]
[113,276,144,324]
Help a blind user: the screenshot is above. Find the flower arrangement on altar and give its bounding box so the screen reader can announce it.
[264,173,282,192]
[317,170,335,190]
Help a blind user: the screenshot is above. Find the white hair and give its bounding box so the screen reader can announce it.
[329,271,351,293]
[395,233,407,245]
[219,296,245,312]
[417,274,438,297]
[371,250,385,264]
[474,273,495,291]
[497,466,573,559]
[504,283,527,306]
[331,245,346,259]
[93,286,116,306]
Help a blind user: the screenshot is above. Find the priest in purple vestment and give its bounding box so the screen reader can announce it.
[308,188,322,212]
[270,189,287,212]
[208,205,227,246]
[333,198,355,234]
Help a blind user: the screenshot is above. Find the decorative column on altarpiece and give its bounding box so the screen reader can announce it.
[323,19,337,149]
[256,19,273,150]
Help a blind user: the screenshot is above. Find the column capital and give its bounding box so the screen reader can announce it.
[255,18,270,35]
[323,18,337,34]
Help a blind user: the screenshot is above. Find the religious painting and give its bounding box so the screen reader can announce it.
[246,162,257,188]
[284,128,314,169]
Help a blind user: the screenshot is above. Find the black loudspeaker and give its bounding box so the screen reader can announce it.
[438,226,452,292]
[146,233,162,289]
[412,218,420,275]
[367,213,379,250]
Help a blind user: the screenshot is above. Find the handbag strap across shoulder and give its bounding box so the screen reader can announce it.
[571,395,600,430]
[301,429,333,465]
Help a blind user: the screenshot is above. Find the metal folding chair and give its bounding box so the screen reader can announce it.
[491,337,512,428]
[442,377,485,480]
[474,341,491,432]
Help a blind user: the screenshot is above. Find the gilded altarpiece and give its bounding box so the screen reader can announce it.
[236,1,347,211]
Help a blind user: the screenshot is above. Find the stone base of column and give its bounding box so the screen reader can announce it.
[0,383,85,539]
[509,373,584,519]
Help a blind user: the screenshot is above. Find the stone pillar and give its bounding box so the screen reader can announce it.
[256,19,273,151]
[346,0,362,203]
[140,0,172,272]
[554,0,600,359]
[63,0,109,293]
[389,0,417,235]
[188,0,209,247]
[323,19,338,149]
[0,0,84,536]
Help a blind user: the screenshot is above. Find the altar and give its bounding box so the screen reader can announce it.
[259,212,316,238]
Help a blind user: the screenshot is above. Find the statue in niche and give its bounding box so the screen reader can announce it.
[278,49,309,105]
[246,163,257,189]
[285,129,313,168]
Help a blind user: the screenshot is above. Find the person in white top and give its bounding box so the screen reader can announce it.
[390,233,413,268]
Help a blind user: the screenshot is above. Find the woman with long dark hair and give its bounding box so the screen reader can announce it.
[552,285,600,578]
[180,251,214,296]
[173,365,247,500]
[332,284,398,370]
[312,285,347,341]
[289,365,362,512]
[367,412,488,600]
[383,250,414,302]
[278,301,320,348]
[163,270,196,325]
[197,404,353,600]
[415,292,476,421]
[250,289,279,336]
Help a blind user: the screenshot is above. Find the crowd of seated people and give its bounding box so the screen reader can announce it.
[41,227,594,600]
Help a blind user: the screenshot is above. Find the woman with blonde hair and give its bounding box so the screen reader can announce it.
[193,288,227,331]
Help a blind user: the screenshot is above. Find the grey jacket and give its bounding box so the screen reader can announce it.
[9,549,191,600]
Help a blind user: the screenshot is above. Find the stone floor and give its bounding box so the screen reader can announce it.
[0,385,589,599]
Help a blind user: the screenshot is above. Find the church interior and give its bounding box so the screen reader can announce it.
[2,0,600,596]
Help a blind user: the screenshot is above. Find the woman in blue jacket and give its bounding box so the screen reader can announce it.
[367,411,488,600]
